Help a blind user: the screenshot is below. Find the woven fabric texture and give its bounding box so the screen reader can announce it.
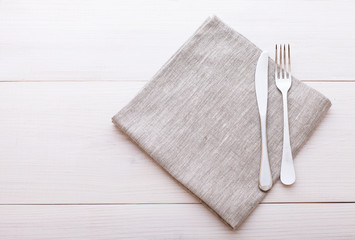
[112,16,331,230]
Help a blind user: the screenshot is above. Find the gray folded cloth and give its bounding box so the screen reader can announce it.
[112,16,331,230]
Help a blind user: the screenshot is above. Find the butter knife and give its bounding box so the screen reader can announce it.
[255,52,273,191]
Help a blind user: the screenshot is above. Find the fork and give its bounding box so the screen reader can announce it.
[275,44,296,185]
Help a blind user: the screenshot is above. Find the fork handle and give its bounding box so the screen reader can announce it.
[280,93,296,185]
[258,114,273,191]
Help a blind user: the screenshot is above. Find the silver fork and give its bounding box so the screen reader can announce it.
[275,44,296,185]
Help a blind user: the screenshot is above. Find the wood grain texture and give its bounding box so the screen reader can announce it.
[0,81,353,204]
[0,1,354,237]
[0,0,354,81]
[0,203,354,239]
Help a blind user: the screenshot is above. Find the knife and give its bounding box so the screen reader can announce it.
[255,52,273,192]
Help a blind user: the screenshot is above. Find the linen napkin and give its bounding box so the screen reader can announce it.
[112,16,331,230]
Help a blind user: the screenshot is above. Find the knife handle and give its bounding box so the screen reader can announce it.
[258,115,273,191]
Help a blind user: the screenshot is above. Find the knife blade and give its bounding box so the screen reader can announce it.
[255,51,273,191]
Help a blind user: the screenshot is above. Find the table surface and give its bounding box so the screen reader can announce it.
[0,0,354,239]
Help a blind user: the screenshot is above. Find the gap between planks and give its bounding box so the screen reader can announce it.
[0,80,355,82]
[0,202,355,206]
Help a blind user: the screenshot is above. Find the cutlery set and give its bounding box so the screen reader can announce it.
[255,44,295,191]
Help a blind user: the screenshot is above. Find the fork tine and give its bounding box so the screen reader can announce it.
[279,44,283,78]
[283,44,287,77]
[288,44,291,77]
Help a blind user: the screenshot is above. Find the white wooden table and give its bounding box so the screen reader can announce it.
[0,0,354,239]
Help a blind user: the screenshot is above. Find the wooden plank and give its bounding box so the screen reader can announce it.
[0,0,354,81]
[0,81,354,204]
[0,203,354,239]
